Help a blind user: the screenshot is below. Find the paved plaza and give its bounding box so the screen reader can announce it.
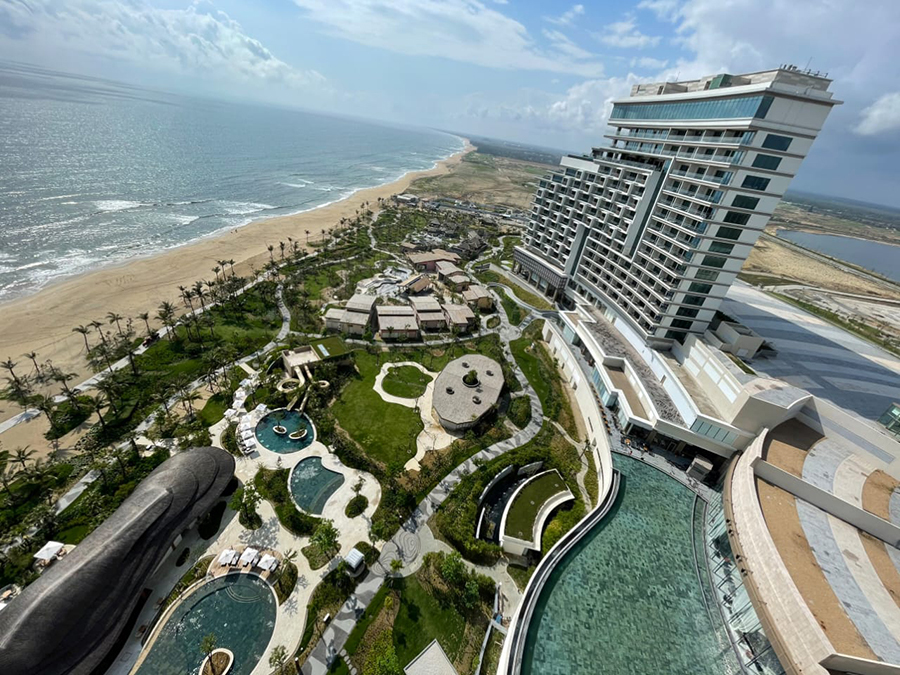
[723,283,900,421]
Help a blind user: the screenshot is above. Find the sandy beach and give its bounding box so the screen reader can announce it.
[0,142,472,425]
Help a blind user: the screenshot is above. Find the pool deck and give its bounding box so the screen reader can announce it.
[108,428,382,675]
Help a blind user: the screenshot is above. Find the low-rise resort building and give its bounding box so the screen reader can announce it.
[432,355,504,431]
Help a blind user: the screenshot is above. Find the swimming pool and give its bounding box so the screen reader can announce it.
[289,456,345,515]
[136,574,276,675]
[521,455,740,675]
[255,409,315,453]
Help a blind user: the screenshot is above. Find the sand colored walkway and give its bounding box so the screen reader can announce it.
[371,361,460,471]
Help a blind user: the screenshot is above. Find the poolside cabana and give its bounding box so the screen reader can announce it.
[33,541,65,566]
[217,549,239,566]
[240,547,260,567]
[258,554,279,572]
[344,547,366,577]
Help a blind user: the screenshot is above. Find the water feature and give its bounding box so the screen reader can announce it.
[255,409,315,453]
[289,457,345,515]
[136,574,276,675]
[521,455,741,675]
[776,230,900,282]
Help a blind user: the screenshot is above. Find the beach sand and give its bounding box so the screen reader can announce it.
[0,142,473,426]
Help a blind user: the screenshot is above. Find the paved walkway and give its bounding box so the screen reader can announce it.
[302,287,545,674]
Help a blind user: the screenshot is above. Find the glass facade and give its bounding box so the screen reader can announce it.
[879,403,900,437]
[731,195,759,209]
[611,95,773,121]
[741,176,771,191]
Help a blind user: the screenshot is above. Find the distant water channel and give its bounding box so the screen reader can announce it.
[776,230,900,283]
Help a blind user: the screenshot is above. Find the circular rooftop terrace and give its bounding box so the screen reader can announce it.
[432,354,503,431]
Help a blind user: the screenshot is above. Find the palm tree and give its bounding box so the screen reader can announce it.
[278,240,286,260]
[137,312,152,337]
[305,229,310,244]
[50,367,76,396]
[200,633,218,675]
[193,281,207,311]
[96,379,121,415]
[86,394,108,431]
[73,325,91,352]
[1,358,20,386]
[24,351,40,377]
[179,389,200,420]
[12,446,36,475]
[178,285,190,310]
[156,302,177,340]
[90,320,109,347]
[311,519,340,555]
[212,265,221,282]
[107,311,124,336]
[266,244,274,262]
[29,393,58,433]
[0,447,15,500]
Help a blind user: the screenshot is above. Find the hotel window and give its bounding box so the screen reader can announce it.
[741,175,771,191]
[709,241,734,254]
[752,154,782,170]
[671,319,694,330]
[695,269,719,281]
[689,282,713,294]
[762,133,793,151]
[716,226,742,240]
[684,295,706,306]
[676,307,699,318]
[723,211,751,225]
[731,194,759,209]
[702,255,728,268]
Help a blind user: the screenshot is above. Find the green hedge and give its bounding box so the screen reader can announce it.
[254,467,320,536]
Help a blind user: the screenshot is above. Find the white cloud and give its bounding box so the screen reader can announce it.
[855,93,900,135]
[0,0,323,88]
[631,56,668,69]
[292,0,604,77]
[545,4,586,26]
[595,17,661,49]
[637,0,680,20]
[541,29,596,62]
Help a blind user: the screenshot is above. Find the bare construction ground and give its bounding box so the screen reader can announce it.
[409,152,551,210]
[756,478,878,659]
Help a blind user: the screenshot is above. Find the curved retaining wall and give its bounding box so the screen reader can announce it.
[498,469,622,675]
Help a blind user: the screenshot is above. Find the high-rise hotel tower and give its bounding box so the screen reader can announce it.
[513,67,839,346]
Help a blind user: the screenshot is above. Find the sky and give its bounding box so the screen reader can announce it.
[1,0,899,207]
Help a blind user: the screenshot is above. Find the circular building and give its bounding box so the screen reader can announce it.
[432,354,504,431]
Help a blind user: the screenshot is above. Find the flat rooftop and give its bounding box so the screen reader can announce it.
[576,307,683,425]
[605,365,648,420]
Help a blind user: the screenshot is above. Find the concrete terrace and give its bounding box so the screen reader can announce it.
[580,309,684,424]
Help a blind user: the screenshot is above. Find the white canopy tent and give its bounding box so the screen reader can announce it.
[34,541,65,562]
[239,547,260,567]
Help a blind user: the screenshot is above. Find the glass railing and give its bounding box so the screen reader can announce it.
[671,170,733,185]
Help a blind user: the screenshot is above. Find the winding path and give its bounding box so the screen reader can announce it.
[301,284,545,675]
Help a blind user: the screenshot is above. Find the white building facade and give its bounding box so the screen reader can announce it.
[514,67,840,346]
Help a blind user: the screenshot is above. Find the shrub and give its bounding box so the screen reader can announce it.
[345,495,368,518]
[507,396,532,429]
[254,467,319,536]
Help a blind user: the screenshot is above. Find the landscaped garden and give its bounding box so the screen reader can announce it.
[343,551,494,675]
[503,471,568,541]
[381,365,432,398]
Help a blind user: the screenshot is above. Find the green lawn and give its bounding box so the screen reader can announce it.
[198,393,229,426]
[500,294,526,326]
[311,335,349,359]
[331,351,424,468]
[504,471,567,539]
[381,365,432,398]
[393,576,468,667]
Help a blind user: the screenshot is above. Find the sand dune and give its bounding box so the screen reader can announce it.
[0,143,472,425]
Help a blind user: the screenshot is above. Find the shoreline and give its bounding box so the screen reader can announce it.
[0,141,473,423]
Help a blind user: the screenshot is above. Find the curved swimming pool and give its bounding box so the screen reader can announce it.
[255,409,316,453]
[136,574,276,675]
[521,455,738,675]
[289,456,345,515]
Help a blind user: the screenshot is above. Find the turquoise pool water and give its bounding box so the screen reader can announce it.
[136,574,276,675]
[255,409,315,453]
[289,456,345,515]
[521,455,740,675]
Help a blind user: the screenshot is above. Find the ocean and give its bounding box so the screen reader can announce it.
[776,229,900,283]
[0,63,464,302]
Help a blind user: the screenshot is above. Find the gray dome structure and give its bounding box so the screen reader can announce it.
[0,446,235,675]
[432,355,504,431]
